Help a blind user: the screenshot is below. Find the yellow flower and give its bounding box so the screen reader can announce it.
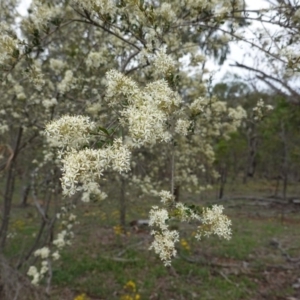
[114,225,123,235]
[12,219,25,230]
[180,238,190,251]
[124,280,136,293]
[135,294,141,300]
[73,293,89,300]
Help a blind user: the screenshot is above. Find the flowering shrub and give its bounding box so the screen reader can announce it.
[0,0,297,295]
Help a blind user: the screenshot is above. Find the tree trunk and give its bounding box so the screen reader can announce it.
[120,177,126,228]
[173,185,180,202]
[280,121,289,202]
[243,127,258,183]
[218,167,227,199]
[0,127,23,250]
[20,184,31,207]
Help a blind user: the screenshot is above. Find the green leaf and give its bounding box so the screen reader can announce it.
[98,126,110,136]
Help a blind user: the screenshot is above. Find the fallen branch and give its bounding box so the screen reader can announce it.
[116,241,144,257]
[102,256,140,263]
[269,238,300,263]
[221,195,298,205]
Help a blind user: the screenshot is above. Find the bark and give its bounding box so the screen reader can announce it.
[0,127,23,250]
[20,184,31,207]
[243,127,258,183]
[280,121,289,202]
[218,167,227,199]
[120,177,126,228]
[173,185,180,202]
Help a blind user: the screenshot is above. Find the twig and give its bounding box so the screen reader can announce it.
[219,271,238,286]
[102,256,139,262]
[116,241,144,257]
[270,238,300,263]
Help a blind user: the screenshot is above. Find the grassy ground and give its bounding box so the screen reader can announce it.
[4,180,300,300]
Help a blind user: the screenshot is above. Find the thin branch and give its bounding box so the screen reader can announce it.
[70,11,141,51]
[121,50,140,73]
[231,62,300,99]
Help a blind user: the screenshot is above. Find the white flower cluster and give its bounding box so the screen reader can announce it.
[30,2,62,30]
[149,206,179,266]
[174,202,200,222]
[144,28,160,51]
[105,70,181,147]
[81,182,108,202]
[86,51,107,69]
[189,96,247,139]
[27,61,45,91]
[0,121,8,134]
[34,247,50,259]
[45,114,131,201]
[28,207,77,285]
[27,247,51,285]
[6,232,16,239]
[186,0,243,16]
[61,138,130,197]
[175,119,192,136]
[0,28,19,66]
[227,106,247,129]
[45,115,96,149]
[42,98,58,110]
[72,0,116,16]
[253,99,273,121]
[58,70,76,94]
[14,84,26,100]
[49,58,66,75]
[144,80,181,112]
[121,103,171,147]
[152,47,177,77]
[130,175,159,196]
[155,3,177,23]
[159,190,174,205]
[149,229,179,266]
[27,264,46,286]
[149,191,202,266]
[53,207,76,249]
[149,191,232,265]
[195,205,232,240]
[105,69,138,105]
[149,206,169,230]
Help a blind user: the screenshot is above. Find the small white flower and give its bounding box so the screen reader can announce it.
[149,206,169,231]
[159,190,174,204]
[52,251,60,261]
[34,247,50,259]
[40,261,48,274]
[153,47,176,76]
[149,229,179,266]
[45,115,96,149]
[31,273,40,285]
[27,266,38,277]
[69,214,76,221]
[175,119,191,136]
[196,205,232,240]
